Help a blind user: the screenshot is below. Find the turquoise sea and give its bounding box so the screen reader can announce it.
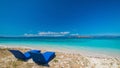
[0,37,120,56]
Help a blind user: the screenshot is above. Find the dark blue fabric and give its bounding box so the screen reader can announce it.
[30,51,55,64]
[9,49,41,61]
[24,50,41,59]
[43,52,55,62]
[9,50,26,60]
[30,52,46,64]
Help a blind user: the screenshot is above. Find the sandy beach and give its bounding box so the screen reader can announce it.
[0,45,120,68]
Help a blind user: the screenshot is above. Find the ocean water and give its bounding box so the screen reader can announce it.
[0,37,120,56]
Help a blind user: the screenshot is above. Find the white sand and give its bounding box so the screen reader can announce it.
[0,45,120,68]
[1,44,120,59]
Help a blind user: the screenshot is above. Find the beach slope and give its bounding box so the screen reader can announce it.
[0,46,120,68]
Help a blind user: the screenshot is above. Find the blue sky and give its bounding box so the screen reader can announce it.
[0,0,120,36]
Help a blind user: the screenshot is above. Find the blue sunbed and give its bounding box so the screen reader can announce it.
[30,51,55,65]
[9,49,40,61]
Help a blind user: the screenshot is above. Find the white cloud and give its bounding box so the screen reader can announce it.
[24,33,37,37]
[38,31,70,35]
[38,32,58,35]
[70,33,79,36]
[60,32,70,35]
[24,31,70,37]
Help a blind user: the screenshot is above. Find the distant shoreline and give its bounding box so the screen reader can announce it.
[0,35,120,39]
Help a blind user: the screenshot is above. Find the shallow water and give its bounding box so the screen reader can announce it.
[0,37,120,57]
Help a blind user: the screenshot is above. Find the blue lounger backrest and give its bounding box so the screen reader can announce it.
[30,52,55,65]
[9,49,41,61]
[30,52,46,64]
[43,52,55,62]
[9,50,26,60]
